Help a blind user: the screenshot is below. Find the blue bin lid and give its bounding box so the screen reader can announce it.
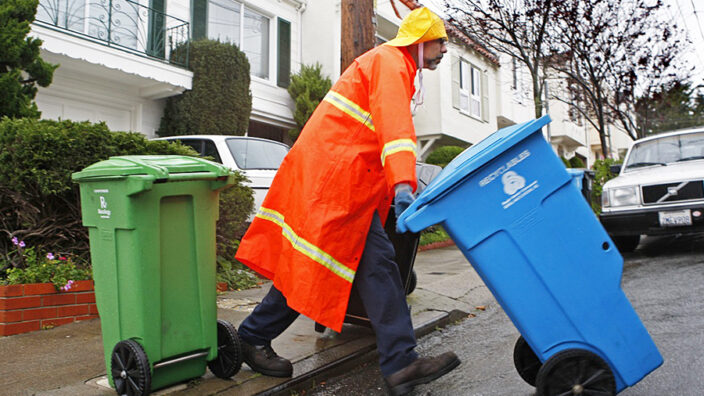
[397,115,551,231]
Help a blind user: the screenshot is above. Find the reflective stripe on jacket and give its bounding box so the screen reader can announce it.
[235,45,418,332]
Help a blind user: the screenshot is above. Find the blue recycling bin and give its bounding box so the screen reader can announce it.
[398,116,662,394]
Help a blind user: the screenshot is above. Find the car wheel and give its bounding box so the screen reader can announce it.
[612,234,640,253]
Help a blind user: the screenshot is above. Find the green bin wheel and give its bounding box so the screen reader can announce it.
[208,319,243,378]
[535,349,616,396]
[513,335,541,386]
[111,339,151,396]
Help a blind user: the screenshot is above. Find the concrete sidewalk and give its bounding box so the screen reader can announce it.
[0,246,493,396]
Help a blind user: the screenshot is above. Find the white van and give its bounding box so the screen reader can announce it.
[156,135,290,218]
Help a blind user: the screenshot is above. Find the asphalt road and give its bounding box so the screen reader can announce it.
[306,233,704,396]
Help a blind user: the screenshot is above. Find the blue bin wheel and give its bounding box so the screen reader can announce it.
[535,349,615,396]
[513,336,541,386]
[111,339,151,396]
[208,319,243,378]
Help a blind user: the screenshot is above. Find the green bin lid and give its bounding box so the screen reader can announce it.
[72,155,232,181]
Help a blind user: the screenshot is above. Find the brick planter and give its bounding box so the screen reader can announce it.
[418,239,455,252]
[0,280,98,336]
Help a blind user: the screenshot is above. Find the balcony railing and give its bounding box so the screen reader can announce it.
[35,0,189,67]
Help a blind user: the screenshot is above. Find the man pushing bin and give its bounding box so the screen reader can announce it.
[234,7,459,396]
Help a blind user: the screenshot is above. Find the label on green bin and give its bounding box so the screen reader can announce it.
[95,189,112,219]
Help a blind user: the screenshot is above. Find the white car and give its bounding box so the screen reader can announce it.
[600,126,704,252]
[155,135,290,217]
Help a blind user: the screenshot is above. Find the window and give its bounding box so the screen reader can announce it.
[171,138,222,163]
[242,8,270,79]
[226,138,289,170]
[206,1,269,78]
[207,0,240,44]
[459,59,481,119]
[625,132,704,170]
[192,1,289,85]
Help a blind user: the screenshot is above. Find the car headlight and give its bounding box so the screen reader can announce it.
[603,186,639,207]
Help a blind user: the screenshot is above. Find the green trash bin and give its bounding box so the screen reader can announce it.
[73,155,243,395]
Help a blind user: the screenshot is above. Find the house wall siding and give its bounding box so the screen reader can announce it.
[300,0,340,82]
[35,63,167,136]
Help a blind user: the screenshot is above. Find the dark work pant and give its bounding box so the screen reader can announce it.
[238,211,418,377]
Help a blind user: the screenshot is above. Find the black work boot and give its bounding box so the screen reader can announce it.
[384,351,461,396]
[241,341,293,377]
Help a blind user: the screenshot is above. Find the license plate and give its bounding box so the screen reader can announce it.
[658,209,693,227]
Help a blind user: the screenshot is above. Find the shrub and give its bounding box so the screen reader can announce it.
[569,156,585,168]
[590,158,620,214]
[0,118,256,288]
[215,179,258,291]
[425,146,465,168]
[158,40,252,137]
[216,172,254,263]
[0,118,199,269]
[287,63,332,142]
[419,225,450,246]
[216,241,260,291]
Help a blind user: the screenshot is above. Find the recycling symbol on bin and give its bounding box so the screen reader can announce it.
[502,171,526,196]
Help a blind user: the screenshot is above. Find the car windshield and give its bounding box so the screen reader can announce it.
[226,138,289,170]
[624,131,704,171]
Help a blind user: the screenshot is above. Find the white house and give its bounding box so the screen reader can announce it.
[31,0,305,140]
[29,0,630,166]
[373,1,502,158]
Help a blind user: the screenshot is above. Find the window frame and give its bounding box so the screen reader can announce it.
[459,59,482,120]
[203,0,275,82]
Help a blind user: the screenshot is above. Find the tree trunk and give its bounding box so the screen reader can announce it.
[341,0,375,71]
[533,77,543,118]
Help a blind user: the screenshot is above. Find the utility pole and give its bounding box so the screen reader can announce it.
[341,0,376,71]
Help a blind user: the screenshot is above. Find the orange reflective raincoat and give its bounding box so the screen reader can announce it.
[235,45,419,332]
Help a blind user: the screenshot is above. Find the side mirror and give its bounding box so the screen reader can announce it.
[609,164,622,175]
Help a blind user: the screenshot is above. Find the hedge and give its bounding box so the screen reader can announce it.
[158,39,252,137]
[0,118,254,280]
[425,145,465,168]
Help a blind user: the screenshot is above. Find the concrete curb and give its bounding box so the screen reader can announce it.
[262,309,469,396]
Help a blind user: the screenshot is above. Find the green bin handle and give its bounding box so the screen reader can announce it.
[111,155,232,179]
